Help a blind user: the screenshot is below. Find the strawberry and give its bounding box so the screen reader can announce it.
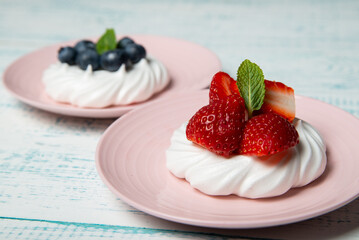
[239,113,299,156]
[209,72,241,104]
[255,80,295,122]
[186,95,246,157]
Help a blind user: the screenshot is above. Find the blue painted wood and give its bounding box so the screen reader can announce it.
[0,0,358,239]
[0,218,244,240]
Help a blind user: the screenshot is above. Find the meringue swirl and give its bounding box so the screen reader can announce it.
[166,119,327,199]
[42,56,169,108]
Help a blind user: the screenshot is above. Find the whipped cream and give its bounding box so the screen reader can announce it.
[166,119,327,199]
[42,56,169,108]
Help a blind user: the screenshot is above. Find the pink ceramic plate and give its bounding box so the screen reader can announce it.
[95,90,359,228]
[3,35,221,118]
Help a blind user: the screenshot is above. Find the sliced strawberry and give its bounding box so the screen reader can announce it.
[209,72,241,104]
[255,80,295,122]
[239,113,299,156]
[186,95,246,157]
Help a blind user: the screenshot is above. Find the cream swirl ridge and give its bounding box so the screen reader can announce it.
[42,56,169,108]
[166,119,327,199]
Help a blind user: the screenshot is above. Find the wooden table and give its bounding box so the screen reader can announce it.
[1,0,358,239]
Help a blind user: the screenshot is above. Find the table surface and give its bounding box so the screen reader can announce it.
[1,0,359,239]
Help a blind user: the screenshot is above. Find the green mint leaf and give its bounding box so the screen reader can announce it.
[236,59,265,118]
[96,29,117,54]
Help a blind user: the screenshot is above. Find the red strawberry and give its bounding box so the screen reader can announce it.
[186,95,246,157]
[239,113,299,156]
[209,72,241,104]
[255,80,295,122]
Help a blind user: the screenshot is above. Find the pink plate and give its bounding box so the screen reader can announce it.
[3,35,221,118]
[95,90,359,228]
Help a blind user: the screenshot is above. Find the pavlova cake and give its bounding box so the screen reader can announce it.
[166,59,326,199]
[42,29,169,108]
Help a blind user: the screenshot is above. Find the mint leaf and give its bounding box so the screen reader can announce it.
[236,59,265,118]
[96,29,117,54]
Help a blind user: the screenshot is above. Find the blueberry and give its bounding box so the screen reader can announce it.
[58,46,77,65]
[124,44,146,64]
[74,40,96,53]
[100,50,127,72]
[117,37,135,49]
[76,49,100,70]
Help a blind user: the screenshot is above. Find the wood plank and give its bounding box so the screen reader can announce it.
[0,0,358,239]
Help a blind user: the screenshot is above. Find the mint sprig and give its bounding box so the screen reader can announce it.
[96,29,117,54]
[236,59,265,118]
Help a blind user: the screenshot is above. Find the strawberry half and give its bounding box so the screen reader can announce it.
[239,113,299,156]
[186,95,246,157]
[255,80,295,122]
[209,72,241,104]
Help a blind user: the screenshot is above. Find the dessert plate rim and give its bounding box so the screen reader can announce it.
[2,35,221,118]
[95,90,359,228]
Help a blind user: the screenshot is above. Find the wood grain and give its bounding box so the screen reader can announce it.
[1,0,358,239]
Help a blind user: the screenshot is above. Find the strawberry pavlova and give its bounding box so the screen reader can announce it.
[166,60,326,199]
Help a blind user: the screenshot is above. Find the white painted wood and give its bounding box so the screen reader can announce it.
[1,0,358,239]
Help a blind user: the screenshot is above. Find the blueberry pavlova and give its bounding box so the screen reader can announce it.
[42,29,169,108]
[166,60,326,199]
